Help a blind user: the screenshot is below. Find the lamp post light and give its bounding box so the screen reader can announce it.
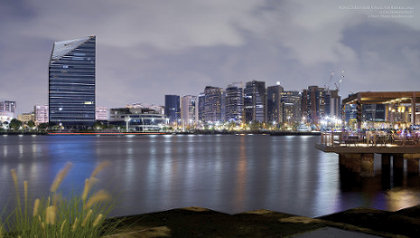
[124,116,131,132]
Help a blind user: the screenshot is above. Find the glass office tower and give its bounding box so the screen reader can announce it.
[267,84,284,124]
[49,36,96,128]
[204,86,223,123]
[225,84,243,123]
[164,95,180,124]
[244,80,267,123]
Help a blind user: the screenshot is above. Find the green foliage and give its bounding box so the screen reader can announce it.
[9,119,22,131]
[37,123,49,131]
[249,121,263,131]
[227,121,236,131]
[93,121,104,131]
[26,121,35,129]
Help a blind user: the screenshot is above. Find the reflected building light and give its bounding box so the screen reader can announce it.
[30,163,40,179]
[32,144,37,155]
[124,156,135,188]
[300,135,310,140]
[19,144,24,155]
[387,189,420,211]
[233,136,247,211]
[314,153,339,216]
[150,145,156,156]
[162,154,172,192]
[164,143,171,155]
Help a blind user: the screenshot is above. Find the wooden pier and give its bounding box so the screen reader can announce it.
[316,132,420,176]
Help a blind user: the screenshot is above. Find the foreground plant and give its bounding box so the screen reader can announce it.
[1,161,118,238]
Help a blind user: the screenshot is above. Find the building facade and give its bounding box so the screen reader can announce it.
[95,106,109,121]
[110,106,168,131]
[325,89,341,118]
[281,91,302,124]
[244,80,267,123]
[301,86,326,125]
[361,104,386,122]
[344,104,357,123]
[225,84,243,123]
[164,95,180,124]
[197,93,205,124]
[49,36,96,128]
[0,100,16,122]
[204,86,223,123]
[0,101,16,114]
[17,113,35,123]
[34,105,49,124]
[180,95,197,127]
[267,84,284,124]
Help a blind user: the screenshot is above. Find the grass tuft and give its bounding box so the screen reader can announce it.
[1,161,119,238]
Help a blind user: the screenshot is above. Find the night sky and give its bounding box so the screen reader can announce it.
[0,0,419,113]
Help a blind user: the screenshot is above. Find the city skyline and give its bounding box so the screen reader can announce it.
[0,0,419,114]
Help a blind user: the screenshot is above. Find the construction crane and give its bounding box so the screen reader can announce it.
[334,70,344,91]
[325,70,344,92]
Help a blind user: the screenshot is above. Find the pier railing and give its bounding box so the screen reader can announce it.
[320,131,420,147]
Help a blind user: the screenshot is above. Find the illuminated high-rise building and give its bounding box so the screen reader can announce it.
[225,83,243,123]
[95,106,109,121]
[0,100,16,122]
[165,95,180,124]
[281,91,302,124]
[49,36,96,128]
[267,83,284,124]
[180,95,197,127]
[204,86,223,123]
[244,80,266,123]
[197,93,205,124]
[34,105,49,124]
[301,86,326,125]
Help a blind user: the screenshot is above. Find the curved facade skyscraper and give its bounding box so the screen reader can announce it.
[49,36,96,128]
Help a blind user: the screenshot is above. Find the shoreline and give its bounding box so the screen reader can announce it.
[107,205,420,237]
[0,131,321,136]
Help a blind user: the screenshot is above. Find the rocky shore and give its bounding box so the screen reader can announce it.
[105,205,420,237]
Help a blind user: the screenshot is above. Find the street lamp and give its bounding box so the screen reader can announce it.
[124,116,131,132]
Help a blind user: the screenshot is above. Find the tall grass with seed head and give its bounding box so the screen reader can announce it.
[1,161,120,238]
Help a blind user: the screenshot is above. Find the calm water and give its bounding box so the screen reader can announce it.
[1,134,420,217]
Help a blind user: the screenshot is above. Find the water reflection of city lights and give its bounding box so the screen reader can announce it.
[386,189,420,211]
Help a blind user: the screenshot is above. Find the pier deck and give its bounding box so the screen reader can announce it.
[316,132,420,175]
[315,143,420,155]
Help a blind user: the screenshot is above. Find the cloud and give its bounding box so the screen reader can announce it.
[22,0,264,50]
[0,0,419,113]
